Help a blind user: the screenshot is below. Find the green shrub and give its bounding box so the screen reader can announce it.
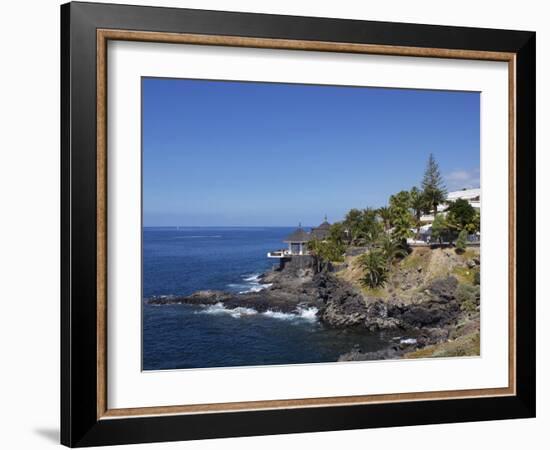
[455,229,468,254]
[473,269,480,286]
[358,250,388,288]
[456,283,480,314]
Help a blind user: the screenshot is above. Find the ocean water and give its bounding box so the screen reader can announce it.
[142,227,392,370]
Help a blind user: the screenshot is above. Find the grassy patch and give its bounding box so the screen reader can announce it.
[400,254,423,270]
[452,266,478,284]
[399,248,430,270]
[360,285,387,299]
[405,332,480,359]
[461,248,479,261]
[456,283,480,314]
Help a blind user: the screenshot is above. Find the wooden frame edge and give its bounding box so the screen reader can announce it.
[96,28,517,420]
[97,29,108,419]
[98,28,515,61]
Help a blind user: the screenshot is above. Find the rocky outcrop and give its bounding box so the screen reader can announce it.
[148,260,322,314]
[148,248,476,361]
[316,273,460,333]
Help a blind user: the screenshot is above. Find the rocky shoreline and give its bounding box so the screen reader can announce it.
[148,249,479,360]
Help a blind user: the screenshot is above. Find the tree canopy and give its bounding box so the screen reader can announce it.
[421,153,447,216]
[389,190,413,243]
[343,208,382,246]
[446,198,479,233]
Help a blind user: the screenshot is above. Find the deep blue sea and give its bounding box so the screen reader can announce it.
[142,227,392,370]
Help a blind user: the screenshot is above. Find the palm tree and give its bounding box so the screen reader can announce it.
[377,206,392,232]
[409,186,429,238]
[378,235,408,268]
[359,208,382,245]
[328,222,346,247]
[358,250,388,288]
[343,209,363,245]
[389,190,413,244]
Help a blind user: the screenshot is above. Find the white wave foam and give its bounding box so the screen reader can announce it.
[263,306,318,322]
[296,306,319,321]
[262,310,292,320]
[227,273,271,294]
[196,303,319,322]
[400,338,417,345]
[244,283,272,293]
[199,302,258,318]
[243,273,261,282]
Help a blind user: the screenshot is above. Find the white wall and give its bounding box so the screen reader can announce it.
[0,1,546,449]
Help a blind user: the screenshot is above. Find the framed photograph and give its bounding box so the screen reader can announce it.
[61,2,536,447]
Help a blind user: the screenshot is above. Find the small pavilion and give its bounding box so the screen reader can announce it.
[283,223,311,255]
[267,218,331,259]
[310,215,331,240]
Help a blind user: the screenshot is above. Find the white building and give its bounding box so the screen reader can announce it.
[420,188,480,223]
[411,188,481,245]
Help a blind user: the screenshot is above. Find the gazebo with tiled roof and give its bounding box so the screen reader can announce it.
[283,224,311,255]
[311,215,331,240]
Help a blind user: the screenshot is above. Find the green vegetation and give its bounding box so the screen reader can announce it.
[431,212,451,243]
[473,269,480,285]
[456,283,480,314]
[377,206,392,232]
[389,190,413,244]
[357,235,407,288]
[379,235,408,268]
[359,285,388,299]
[308,238,345,263]
[409,186,431,238]
[421,153,447,216]
[357,250,388,288]
[429,199,479,244]
[452,266,477,284]
[446,198,479,233]
[342,208,382,246]
[455,229,468,254]
[306,154,479,287]
[405,332,480,359]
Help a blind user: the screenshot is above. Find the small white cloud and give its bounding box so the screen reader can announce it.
[445,168,480,191]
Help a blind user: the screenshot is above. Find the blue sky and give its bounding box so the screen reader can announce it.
[143,78,479,227]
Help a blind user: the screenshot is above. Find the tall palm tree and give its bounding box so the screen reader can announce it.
[378,235,408,269]
[409,186,430,238]
[360,208,382,245]
[377,206,392,232]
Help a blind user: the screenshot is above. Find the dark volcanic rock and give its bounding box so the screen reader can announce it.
[315,273,369,327]
[148,289,321,315]
[148,290,231,306]
[338,345,405,361]
[425,276,458,301]
[316,273,461,333]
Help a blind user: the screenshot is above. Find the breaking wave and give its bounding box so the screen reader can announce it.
[228,273,272,294]
[263,306,319,322]
[197,303,319,322]
[198,303,258,318]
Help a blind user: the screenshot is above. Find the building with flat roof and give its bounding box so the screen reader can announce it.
[420,188,480,223]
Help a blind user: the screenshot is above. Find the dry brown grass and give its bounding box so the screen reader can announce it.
[404,332,480,359]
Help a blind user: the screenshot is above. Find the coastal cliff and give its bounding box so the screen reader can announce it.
[148,246,480,360]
